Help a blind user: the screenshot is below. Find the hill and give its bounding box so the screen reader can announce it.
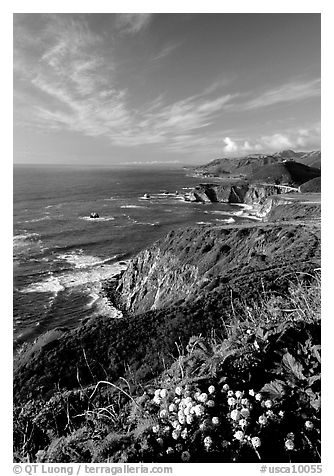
[300,177,321,193]
[192,150,321,178]
[250,161,320,187]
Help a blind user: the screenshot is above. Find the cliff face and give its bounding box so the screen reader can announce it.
[191,182,287,206]
[243,185,283,206]
[116,247,199,312]
[116,223,320,315]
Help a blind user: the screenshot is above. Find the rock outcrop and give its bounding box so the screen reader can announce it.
[116,223,320,315]
[190,182,295,207]
[191,183,249,203]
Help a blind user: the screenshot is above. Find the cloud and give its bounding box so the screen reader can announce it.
[115,13,152,34]
[223,137,238,153]
[235,78,320,111]
[151,42,181,61]
[219,125,320,156]
[262,133,293,150]
[14,15,320,159]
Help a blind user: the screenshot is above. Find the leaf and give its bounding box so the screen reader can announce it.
[282,352,306,382]
[311,345,321,363]
[310,395,321,411]
[307,375,320,386]
[261,380,286,399]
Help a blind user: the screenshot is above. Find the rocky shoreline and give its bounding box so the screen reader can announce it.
[13,152,321,464]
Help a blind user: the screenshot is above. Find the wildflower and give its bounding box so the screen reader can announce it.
[234,430,245,441]
[228,397,236,406]
[240,408,250,418]
[198,393,208,403]
[175,387,182,396]
[246,329,252,334]
[249,389,255,397]
[239,418,247,429]
[178,415,186,425]
[169,403,177,412]
[264,399,273,409]
[166,447,174,455]
[208,385,215,394]
[279,410,285,418]
[285,439,295,451]
[179,400,186,410]
[200,419,211,431]
[222,384,230,391]
[154,389,161,397]
[206,400,215,408]
[251,437,261,448]
[305,420,314,430]
[172,430,180,440]
[162,426,171,435]
[153,396,162,405]
[172,421,181,430]
[152,425,160,433]
[227,390,234,397]
[194,391,201,400]
[156,437,164,447]
[266,410,274,418]
[160,409,168,419]
[184,406,191,416]
[258,415,267,425]
[212,417,219,425]
[181,451,191,462]
[178,409,185,419]
[230,409,241,421]
[235,391,244,399]
[186,414,194,425]
[204,436,213,449]
[255,393,262,401]
[160,389,168,399]
[241,398,249,406]
[287,432,295,440]
[181,428,188,439]
[193,404,205,417]
[184,396,193,404]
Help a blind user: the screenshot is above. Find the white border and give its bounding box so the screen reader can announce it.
[3,2,332,474]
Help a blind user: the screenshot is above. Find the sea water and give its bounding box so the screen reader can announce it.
[13,164,244,349]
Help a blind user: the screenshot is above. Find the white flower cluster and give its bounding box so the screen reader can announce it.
[146,381,303,460]
[147,383,220,455]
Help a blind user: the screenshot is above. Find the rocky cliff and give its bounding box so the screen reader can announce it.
[116,223,320,315]
[190,182,290,206]
[191,183,249,203]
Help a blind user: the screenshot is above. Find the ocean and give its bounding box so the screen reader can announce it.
[13,164,245,350]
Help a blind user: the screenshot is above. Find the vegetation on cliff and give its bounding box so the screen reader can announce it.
[14,274,320,463]
[191,150,321,179]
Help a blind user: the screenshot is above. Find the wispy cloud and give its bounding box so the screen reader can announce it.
[14,14,321,158]
[152,42,181,61]
[115,13,152,35]
[233,78,320,111]
[17,16,237,148]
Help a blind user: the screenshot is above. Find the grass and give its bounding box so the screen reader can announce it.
[13,272,321,463]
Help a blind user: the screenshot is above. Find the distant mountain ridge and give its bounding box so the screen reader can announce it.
[192,150,321,177]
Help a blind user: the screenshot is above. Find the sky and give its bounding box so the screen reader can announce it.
[13,13,321,165]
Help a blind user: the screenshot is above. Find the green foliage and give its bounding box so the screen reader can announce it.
[14,274,320,463]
